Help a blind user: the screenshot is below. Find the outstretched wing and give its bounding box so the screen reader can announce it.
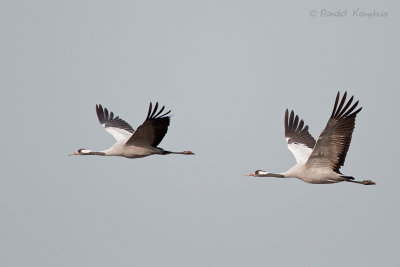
[284,109,316,164]
[126,102,171,147]
[96,104,135,143]
[306,92,362,172]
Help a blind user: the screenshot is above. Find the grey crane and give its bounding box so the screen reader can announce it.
[69,102,194,158]
[246,92,375,185]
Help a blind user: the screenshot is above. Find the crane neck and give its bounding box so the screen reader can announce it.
[80,149,106,156]
[256,172,285,178]
[264,172,285,178]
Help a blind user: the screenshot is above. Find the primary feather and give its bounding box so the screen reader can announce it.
[96,104,134,143]
[284,109,316,164]
[306,92,362,172]
[126,102,171,147]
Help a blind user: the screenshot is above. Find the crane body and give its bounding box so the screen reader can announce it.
[246,92,375,185]
[69,103,194,159]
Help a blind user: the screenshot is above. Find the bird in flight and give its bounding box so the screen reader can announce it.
[69,102,195,158]
[246,92,375,185]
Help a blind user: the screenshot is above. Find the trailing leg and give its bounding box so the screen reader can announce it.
[342,176,375,185]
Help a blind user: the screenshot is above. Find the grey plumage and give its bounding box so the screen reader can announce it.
[246,91,375,185]
[69,102,194,158]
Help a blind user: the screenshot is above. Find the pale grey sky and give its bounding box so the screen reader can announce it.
[1,1,399,266]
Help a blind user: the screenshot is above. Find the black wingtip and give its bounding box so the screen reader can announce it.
[104,107,109,120]
[154,105,165,117]
[150,102,159,118]
[147,102,153,119]
[335,91,347,116]
[96,104,102,114]
[96,104,104,123]
[331,91,362,119]
[284,109,289,131]
[331,92,340,118]
[146,101,172,119]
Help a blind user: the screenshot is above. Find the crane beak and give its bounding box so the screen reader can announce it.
[245,173,255,177]
[68,151,79,156]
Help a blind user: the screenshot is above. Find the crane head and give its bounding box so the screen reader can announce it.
[245,170,268,177]
[68,148,86,156]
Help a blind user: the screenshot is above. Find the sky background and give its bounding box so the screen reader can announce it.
[1,1,399,266]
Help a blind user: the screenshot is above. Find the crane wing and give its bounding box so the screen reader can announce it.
[284,109,316,165]
[306,92,362,172]
[96,104,135,143]
[125,102,171,147]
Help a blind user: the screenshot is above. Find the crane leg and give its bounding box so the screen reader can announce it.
[340,175,375,185]
[347,179,376,185]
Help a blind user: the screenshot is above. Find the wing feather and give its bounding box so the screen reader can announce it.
[284,109,316,164]
[126,102,171,147]
[96,104,135,142]
[306,92,362,172]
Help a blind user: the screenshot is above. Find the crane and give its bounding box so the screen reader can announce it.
[246,92,375,185]
[69,102,194,158]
